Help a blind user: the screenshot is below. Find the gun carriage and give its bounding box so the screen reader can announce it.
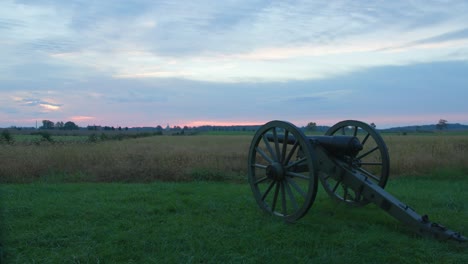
[247,120,466,242]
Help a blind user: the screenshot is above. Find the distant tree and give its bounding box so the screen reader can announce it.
[41,120,54,129]
[156,125,163,131]
[306,122,317,132]
[55,121,64,129]
[63,121,79,130]
[370,122,376,128]
[436,119,448,130]
[118,126,122,131]
[125,127,128,131]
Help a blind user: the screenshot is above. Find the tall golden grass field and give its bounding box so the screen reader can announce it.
[1,134,467,183]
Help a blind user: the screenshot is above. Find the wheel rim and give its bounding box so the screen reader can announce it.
[248,120,318,222]
[321,120,390,206]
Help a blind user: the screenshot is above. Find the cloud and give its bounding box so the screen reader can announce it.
[415,27,468,44]
[19,98,60,107]
[3,0,468,83]
[1,1,468,128]
[15,97,62,112]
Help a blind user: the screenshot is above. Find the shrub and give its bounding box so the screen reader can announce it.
[40,132,53,142]
[1,130,14,144]
[88,134,98,143]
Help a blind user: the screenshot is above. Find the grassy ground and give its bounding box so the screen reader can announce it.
[1,174,467,263]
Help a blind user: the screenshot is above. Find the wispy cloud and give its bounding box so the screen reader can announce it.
[18,98,62,112]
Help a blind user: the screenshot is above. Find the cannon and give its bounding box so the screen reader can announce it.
[247,120,466,242]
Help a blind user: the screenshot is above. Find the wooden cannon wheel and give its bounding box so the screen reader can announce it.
[321,120,390,206]
[247,120,319,222]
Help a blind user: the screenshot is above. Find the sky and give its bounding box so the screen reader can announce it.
[1,0,468,129]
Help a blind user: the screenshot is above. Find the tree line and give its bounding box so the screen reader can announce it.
[35,119,452,132]
[40,120,79,130]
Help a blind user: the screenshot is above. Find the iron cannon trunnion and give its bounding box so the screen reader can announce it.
[247,120,466,242]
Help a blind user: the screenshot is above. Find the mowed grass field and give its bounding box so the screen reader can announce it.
[1,132,468,262]
[1,177,467,263]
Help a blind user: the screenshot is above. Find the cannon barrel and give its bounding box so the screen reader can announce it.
[266,134,363,158]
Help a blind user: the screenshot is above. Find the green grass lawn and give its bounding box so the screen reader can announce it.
[1,176,467,263]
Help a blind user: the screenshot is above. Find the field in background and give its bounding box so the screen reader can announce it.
[1,132,468,183]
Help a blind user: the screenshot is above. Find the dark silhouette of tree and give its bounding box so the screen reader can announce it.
[41,120,54,129]
[306,122,317,132]
[55,121,64,129]
[63,121,79,130]
[436,119,448,130]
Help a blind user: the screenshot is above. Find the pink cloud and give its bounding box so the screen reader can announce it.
[70,116,95,122]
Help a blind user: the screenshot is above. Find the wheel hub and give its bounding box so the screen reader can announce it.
[266,163,285,181]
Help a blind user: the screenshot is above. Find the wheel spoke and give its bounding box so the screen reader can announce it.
[281,181,287,216]
[286,177,306,197]
[356,146,379,160]
[359,162,382,166]
[281,130,289,163]
[256,147,274,164]
[285,157,307,169]
[353,126,358,137]
[261,180,276,201]
[272,129,281,163]
[255,176,269,184]
[332,179,342,192]
[284,141,299,165]
[286,171,310,180]
[271,181,280,212]
[253,163,268,169]
[361,133,370,146]
[262,133,278,162]
[343,186,349,200]
[284,180,299,210]
[357,167,381,182]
